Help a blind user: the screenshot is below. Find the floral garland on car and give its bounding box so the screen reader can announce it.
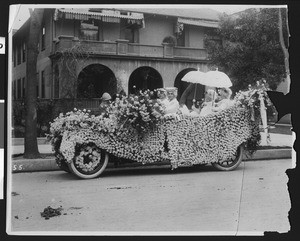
[47,108,117,168]
[234,80,273,116]
[234,80,274,149]
[48,87,271,169]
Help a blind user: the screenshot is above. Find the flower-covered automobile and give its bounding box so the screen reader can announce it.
[48,83,273,179]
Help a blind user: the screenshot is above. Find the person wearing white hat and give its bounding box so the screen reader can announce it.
[212,87,233,112]
[99,92,112,115]
[156,88,169,109]
[165,87,180,115]
[199,89,216,116]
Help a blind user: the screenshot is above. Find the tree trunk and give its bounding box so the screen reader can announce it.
[24,9,44,158]
[278,8,290,93]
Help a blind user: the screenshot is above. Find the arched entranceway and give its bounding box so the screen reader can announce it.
[77,64,117,98]
[174,68,206,109]
[174,68,196,100]
[128,66,163,94]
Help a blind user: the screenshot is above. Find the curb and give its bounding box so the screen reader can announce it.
[12,137,49,146]
[11,148,292,173]
[12,158,59,173]
[243,148,292,161]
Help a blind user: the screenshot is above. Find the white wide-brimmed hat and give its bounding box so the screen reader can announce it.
[156,88,167,93]
[101,92,112,101]
[165,87,178,93]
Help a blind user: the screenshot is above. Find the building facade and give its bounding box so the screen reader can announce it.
[12,7,220,110]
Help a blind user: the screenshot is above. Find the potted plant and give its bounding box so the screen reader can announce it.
[162,35,177,46]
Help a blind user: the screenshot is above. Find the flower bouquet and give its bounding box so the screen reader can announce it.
[234,80,275,150]
[234,80,274,117]
[109,90,165,133]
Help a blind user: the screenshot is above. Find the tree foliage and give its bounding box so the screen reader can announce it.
[57,43,90,98]
[205,8,289,93]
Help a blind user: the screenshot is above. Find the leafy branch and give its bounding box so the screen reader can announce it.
[57,43,90,98]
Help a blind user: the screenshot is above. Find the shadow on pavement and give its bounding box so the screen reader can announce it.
[101,164,227,178]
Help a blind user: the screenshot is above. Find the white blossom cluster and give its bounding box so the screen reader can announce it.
[234,80,273,110]
[109,90,165,133]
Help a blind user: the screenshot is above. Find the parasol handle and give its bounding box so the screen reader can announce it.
[193,83,197,103]
[212,89,215,107]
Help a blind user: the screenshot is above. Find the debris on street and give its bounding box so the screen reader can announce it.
[40,206,63,220]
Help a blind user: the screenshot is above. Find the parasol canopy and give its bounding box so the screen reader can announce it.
[181,69,207,102]
[181,69,206,84]
[204,70,232,88]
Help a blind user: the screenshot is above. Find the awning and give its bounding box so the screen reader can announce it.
[54,8,144,24]
[177,17,219,28]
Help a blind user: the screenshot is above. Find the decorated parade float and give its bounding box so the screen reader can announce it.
[47,71,274,179]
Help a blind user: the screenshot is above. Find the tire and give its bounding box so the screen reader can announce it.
[211,145,244,171]
[68,144,109,179]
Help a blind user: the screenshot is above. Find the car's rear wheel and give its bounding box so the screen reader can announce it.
[68,143,109,179]
[211,145,244,171]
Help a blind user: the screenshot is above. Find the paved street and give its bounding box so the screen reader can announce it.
[8,159,291,235]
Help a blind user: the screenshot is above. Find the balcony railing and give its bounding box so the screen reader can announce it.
[53,36,208,60]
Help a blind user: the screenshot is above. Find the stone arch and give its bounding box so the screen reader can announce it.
[77,64,117,98]
[174,68,196,100]
[128,66,163,94]
[174,68,206,109]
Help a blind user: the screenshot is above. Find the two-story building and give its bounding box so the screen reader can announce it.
[12,7,220,111]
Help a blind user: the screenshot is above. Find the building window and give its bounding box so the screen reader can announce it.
[22,77,25,98]
[80,20,99,41]
[17,78,21,99]
[41,71,45,98]
[22,43,26,62]
[36,72,39,98]
[120,19,139,43]
[124,28,135,43]
[54,66,59,98]
[41,26,45,50]
[13,80,16,99]
[17,45,21,65]
[177,27,186,47]
[13,48,16,67]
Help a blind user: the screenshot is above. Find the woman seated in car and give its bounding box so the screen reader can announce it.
[156,88,169,109]
[164,87,180,115]
[199,89,216,117]
[212,87,233,112]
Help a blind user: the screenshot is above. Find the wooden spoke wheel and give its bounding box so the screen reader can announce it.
[211,145,244,171]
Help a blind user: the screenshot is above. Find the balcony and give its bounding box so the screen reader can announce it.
[53,36,208,60]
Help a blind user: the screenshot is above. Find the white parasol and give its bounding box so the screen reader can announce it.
[181,69,206,84]
[181,69,206,103]
[203,69,232,105]
[204,69,232,88]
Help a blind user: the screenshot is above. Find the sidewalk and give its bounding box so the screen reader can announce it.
[10,131,294,173]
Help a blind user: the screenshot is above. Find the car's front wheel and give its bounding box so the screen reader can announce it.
[68,143,109,179]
